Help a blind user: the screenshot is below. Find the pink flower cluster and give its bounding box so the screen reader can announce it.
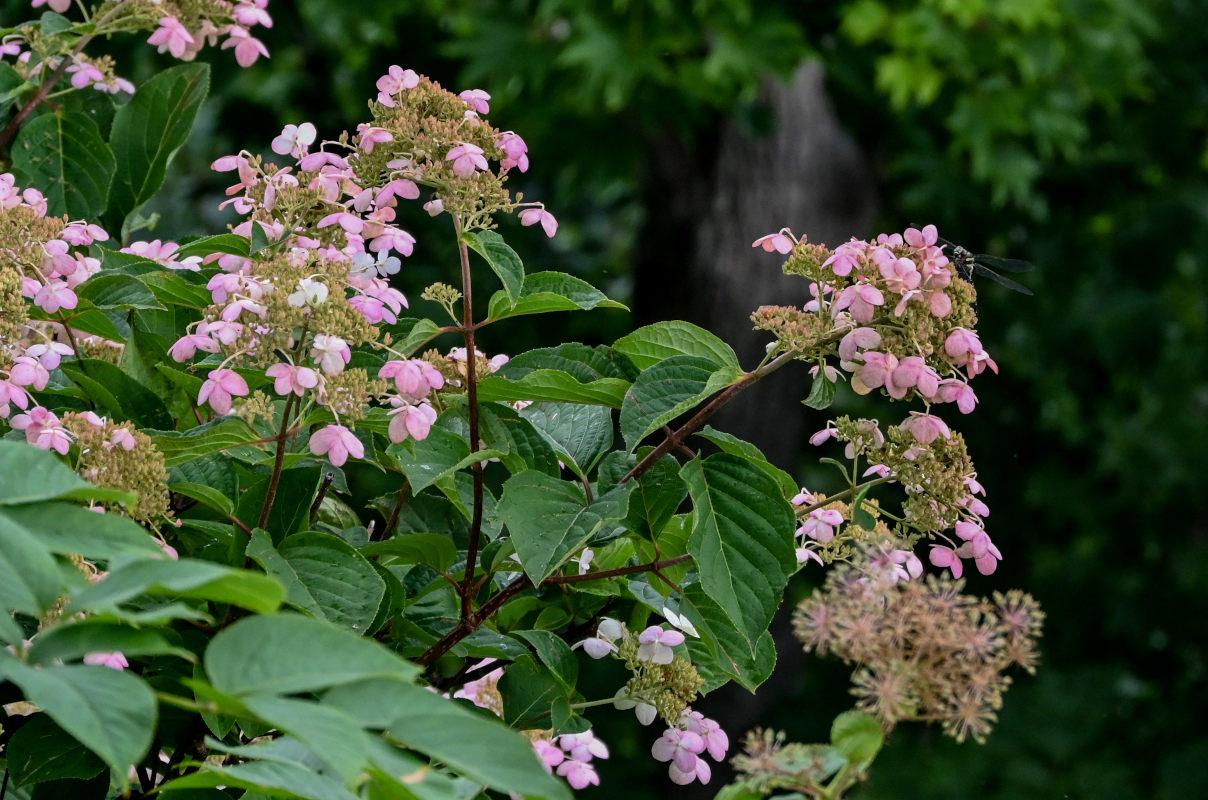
[536,730,610,790]
[146,2,272,68]
[651,711,729,785]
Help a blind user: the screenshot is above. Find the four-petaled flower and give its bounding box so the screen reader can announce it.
[309,424,364,467]
[637,626,684,664]
[197,369,249,415]
[519,207,557,238]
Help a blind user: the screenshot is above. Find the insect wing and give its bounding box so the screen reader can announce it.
[973,253,1034,273]
[971,263,1034,295]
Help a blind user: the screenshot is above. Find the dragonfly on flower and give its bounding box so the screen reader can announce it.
[913,225,1036,295]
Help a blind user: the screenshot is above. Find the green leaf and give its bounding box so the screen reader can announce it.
[322,678,570,800]
[598,451,687,536]
[174,232,251,260]
[465,230,523,304]
[70,558,285,616]
[521,402,614,477]
[59,358,173,429]
[620,355,740,449]
[56,304,127,343]
[39,11,74,35]
[0,503,162,560]
[236,465,323,540]
[171,481,236,516]
[831,710,884,764]
[161,758,358,800]
[614,320,740,370]
[388,422,505,494]
[205,614,419,696]
[0,439,132,506]
[27,621,195,666]
[241,694,370,783]
[682,585,778,692]
[5,715,106,787]
[382,317,444,355]
[694,426,798,499]
[0,658,156,783]
[150,417,264,468]
[360,534,457,572]
[0,509,63,618]
[10,110,116,218]
[504,343,638,382]
[471,401,561,477]
[512,630,579,692]
[247,530,386,634]
[108,63,210,227]
[477,369,630,407]
[497,470,632,583]
[486,270,627,321]
[138,270,214,308]
[804,370,838,409]
[680,454,796,650]
[498,653,566,728]
[75,274,165,311]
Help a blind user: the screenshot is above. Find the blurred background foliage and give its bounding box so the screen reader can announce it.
[5,0,1205,796]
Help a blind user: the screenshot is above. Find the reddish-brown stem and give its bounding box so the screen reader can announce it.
[455,222,486,619]
[257,393,299,529]
[542,554,692,585]
[379,482,410,541]
[308,472,335,525]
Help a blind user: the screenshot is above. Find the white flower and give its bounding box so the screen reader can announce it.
[661,606,699,638]
[613,687,658,725]
[288,277,328,307]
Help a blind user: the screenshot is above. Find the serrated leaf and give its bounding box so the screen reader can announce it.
[498,653,565,728]
[520,402,613,477]
[174,232,251,259]
[150,417,264,468]
[108,63,210,227]
[695,426,798,499]
[11,110,115,218]
[504,343,639,382]
[205,614,419,696]
[56,303,127,343]
[471,401,561,476]
[496,470,633,583]
[387,422,505,494]
[360,534,457,572]
[681,454,796,650]
[599,451,686,536]
[804,371,838,409]
[477,369,630,407]
[486,270,627,321]
[75,274,165,310]
[247,530,386,633]
[682,585,777,692]
[620,355,740,449]
[70,558,284,615]
[614,320,740,370]
[465,230,523,303]
[512,630,579,692]
[139,270,213,308]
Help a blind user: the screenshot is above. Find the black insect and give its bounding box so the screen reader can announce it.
[937,234,1035,296]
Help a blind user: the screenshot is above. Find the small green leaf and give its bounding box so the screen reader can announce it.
[205,614,419,696]
[39,11,74,35]
[59,358,173,429]
[804,371,838,409]
[614,320,741,370]
[11,110,116,218]
[513,630,579,692]
[465,230,524,303]
[171,481,235,516]
[240,694,370,782]
[174,232,251,259]
[831,710,884,764]
[360,533,458,572]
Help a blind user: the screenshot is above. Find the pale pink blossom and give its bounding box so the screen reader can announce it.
[386,401,437,444]
[797,508,843,543]
[555,759,598,790]
[668,756,711,785]
[637,626,684,664]
[682,711,729,761]
[651,728,705,773]
[265,363,320,397]
[147,17,195,59]
[271,123,316,158]
[310,335,350,375]
[904,224,939,249]
[197,369,249,415]
[308,424,364,467]
[752,231,794,254]
[900,412,951,444]
[519,207,558,238]
[938,379,978,413]
[357,124,393,154]
[376,65,419,106]
[534,740,564,772]
[9,357,50,391]
[10,406,72,453]
[498,131,529,172]
[33,0,72,12]
[445,143,488,178]
[832,283,885,323]
[83,651,128,670]
[221,27,269,67]
[459,89,491,114]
